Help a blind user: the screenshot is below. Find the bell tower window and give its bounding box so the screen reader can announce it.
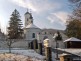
[27,19,28,21]
[31,21,33,23]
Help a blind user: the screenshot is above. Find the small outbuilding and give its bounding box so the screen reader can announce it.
[60,53,73,61]
[64,37,81,48]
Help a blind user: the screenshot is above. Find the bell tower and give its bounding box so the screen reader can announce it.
[24,10,33,27]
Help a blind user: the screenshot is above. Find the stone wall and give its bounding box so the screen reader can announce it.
[0,39,29,49]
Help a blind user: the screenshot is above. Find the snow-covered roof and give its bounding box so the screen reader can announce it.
[58,48,81,57]
[60,53,70,56]
[26,23,39,29]
[64,37,81,42]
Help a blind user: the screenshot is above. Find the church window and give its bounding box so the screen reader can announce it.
[32,33,35,38]
[27,19,28,21]
[39,32,40,34]
[31,21,33,23]
[45,32,47,34]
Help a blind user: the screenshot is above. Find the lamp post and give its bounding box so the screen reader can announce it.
[53,33,59,60]
[53,31,63,60]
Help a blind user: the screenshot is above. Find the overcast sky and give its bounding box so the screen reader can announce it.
[0,0,71,34]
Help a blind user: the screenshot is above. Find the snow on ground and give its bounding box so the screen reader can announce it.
[0,49,59,61]
[0,49,45,61]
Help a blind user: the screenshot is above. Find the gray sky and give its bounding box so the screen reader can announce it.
[0,0,71,34]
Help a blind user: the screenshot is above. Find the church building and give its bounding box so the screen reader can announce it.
[24,11,68,49]
[24,11,41,41]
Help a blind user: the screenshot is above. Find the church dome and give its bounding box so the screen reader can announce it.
[26,23,39,29]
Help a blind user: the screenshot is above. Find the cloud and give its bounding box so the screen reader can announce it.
[9,0,62,13]
[0,17,6,33]
[53,11,69,23]
[29,0,61,12]
[47,11,69,24]
[9,0,37,12]
[47,14,59,23]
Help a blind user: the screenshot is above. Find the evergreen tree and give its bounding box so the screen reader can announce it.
[8,9,23,39]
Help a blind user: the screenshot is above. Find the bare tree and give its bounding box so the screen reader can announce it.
[6,39,12,53]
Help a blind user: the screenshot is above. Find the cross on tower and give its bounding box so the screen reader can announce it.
[27,8,32,13]
[27,8,28,12]
[30,9,32,13]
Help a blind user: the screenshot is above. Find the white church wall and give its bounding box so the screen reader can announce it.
[25,28,41,41]
[25,14,29,26]
[51,41,65,49]
[37,32,67,49]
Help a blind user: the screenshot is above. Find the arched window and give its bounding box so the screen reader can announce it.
[32,33,35,38]
[45,32,47,34]
[27,18,28,21]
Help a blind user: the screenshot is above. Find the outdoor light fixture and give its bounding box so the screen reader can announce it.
[53,32,59,60]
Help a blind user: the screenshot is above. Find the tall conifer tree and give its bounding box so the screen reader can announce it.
[8,9,23,39]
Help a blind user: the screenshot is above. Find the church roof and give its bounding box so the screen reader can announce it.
[26,23,39,29]
[25,11,30,15]
[64,37,81,42]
